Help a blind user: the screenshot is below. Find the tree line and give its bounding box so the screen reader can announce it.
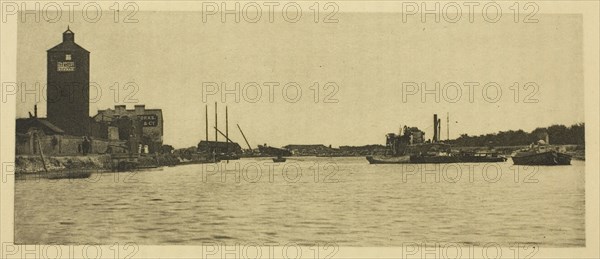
[448,123,584,147]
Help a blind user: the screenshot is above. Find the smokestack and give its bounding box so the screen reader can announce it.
[433,114,438,142]
[438,118,441,142]
[34,104,38,118]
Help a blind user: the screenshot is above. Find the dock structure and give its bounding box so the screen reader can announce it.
[197,140,242,154]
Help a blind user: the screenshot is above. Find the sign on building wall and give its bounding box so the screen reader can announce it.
[138,114,158,127]
[57,62,75,71]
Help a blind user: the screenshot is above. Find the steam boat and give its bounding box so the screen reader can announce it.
[366,114,458,164]
[366,114,506,164]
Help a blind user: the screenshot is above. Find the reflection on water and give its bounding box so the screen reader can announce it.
[15,157,585,246]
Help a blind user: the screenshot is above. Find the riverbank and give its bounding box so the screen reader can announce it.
[15,154,113,174]
[15,152,213,176]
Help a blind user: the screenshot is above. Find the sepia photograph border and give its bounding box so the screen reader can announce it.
[1,1,599,258]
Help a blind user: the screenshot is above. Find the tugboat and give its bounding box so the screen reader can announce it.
[366,114,461,164]
[512,139,571,165]
[366,114,506,164]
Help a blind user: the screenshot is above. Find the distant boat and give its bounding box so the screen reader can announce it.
[366,114,505,164]
[258,145,292,156]
[409,154,461,163]
[272,156,286,163]
[366,155,410,164]
[17,170,93,180]
[46,171,93,179]
[367,152,461,164]
[512,146,571,165]
[511,138,571,166]
[366,114,461,164]
[217,153,241,161]
[455,151,507,163]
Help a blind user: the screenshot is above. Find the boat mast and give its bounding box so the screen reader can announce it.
[226,106,229,154]
[237,124,252,151]
[214,102,218,142]
[214,127,235,144]
[447,112,449,141]
[205,104,208,142]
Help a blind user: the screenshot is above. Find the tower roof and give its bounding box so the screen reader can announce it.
[47,27,89,53]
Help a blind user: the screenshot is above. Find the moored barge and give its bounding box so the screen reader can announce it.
[511,142,571,165]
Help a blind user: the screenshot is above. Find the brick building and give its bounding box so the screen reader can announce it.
[16,28,162,155]
[93,105,164,153]
[46,27,91,136]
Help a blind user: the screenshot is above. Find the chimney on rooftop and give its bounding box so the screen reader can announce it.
[134,105,145,114]
[115,105,126,113]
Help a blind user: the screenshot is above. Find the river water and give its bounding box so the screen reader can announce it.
[15,157,585,247]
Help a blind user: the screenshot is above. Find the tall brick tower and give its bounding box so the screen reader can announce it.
[47,27,90,136]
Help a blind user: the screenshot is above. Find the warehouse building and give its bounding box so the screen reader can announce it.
[94,105,164,153]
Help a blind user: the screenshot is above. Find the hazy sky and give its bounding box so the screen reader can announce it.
[17,12,584,148]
